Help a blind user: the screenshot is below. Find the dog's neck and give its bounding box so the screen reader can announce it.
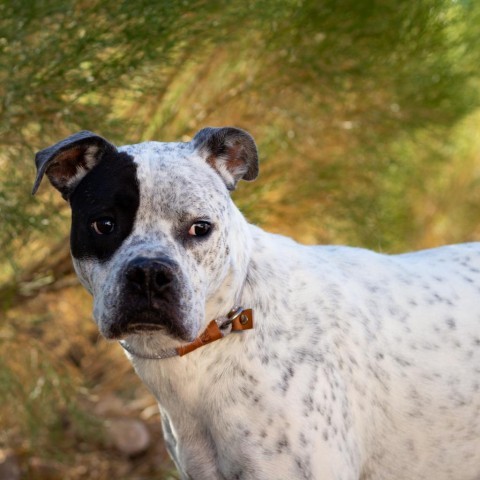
[119,202,255,361]
[205,202,254,320]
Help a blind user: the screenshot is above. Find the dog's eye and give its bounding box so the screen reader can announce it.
[188,221,211,237]
[91,217,115,235]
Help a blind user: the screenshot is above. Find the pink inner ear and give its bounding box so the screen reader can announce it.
[46,146,89,190]
[225,142,247,175]
[206,142,246,177]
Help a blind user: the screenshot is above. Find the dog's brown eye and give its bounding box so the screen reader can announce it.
[188,221,211,237]
[91,217,115,235]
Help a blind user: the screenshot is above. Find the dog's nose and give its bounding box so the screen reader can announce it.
[125,256,175,298]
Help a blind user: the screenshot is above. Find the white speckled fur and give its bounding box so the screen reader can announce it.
[72,140,480,480]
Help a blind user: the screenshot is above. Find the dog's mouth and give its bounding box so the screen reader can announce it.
[104,309,190,341]
[104,323,165,341]
[125,322,166,334]
[105,322,171,342]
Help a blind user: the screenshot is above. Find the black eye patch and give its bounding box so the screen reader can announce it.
[69,151,140,262]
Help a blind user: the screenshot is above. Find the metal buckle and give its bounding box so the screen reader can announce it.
[219,306,244,330]
[228,306,244,321]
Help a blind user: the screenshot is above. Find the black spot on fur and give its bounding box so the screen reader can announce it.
[69,150,139,262]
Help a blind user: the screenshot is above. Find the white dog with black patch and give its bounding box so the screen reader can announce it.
[33,128,480,480]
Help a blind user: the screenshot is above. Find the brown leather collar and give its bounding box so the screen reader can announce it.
[119,307,254,360]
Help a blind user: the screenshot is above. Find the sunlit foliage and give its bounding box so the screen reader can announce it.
[1,0,480,477]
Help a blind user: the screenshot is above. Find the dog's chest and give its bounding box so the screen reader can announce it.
[129,241,480,479]
[131,330,358,480]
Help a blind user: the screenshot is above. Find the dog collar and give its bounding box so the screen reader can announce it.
[118,307,253,360]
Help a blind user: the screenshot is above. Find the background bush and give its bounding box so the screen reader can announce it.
[1,0,480,478]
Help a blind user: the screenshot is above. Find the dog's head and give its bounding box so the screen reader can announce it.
[33,128,258,342]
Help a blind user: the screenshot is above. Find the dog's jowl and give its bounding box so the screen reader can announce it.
[33,128,480,480]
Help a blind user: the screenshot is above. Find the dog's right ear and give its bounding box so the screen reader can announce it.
[192,127,259,191]
[32,131,117,200]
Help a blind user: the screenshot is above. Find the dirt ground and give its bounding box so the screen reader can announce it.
[1,272,178,480]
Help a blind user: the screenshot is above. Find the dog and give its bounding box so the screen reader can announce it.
[33,128,480,479]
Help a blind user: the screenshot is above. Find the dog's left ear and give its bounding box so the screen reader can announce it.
[192,127,259,190]
[32,131,117,200]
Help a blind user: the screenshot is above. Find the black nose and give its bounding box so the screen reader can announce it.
[125,256,176,299]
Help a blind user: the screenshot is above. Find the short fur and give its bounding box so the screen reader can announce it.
[34,128,480,480]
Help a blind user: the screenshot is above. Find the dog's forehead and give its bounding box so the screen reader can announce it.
[120,140,203,181]
[119,139,192,158]
[119,140,227,209]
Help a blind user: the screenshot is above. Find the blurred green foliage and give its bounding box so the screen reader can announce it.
[2,0,480,477]
[1,0,480,270]
[0,342,100,453]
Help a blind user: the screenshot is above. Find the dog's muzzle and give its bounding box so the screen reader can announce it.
[111,255,187,339]
[125,256,177,306]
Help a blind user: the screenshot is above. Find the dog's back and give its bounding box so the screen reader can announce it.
[244,230,480,478]
[301,241,480,479]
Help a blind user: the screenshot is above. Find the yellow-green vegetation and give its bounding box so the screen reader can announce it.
[1,0,480,478]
